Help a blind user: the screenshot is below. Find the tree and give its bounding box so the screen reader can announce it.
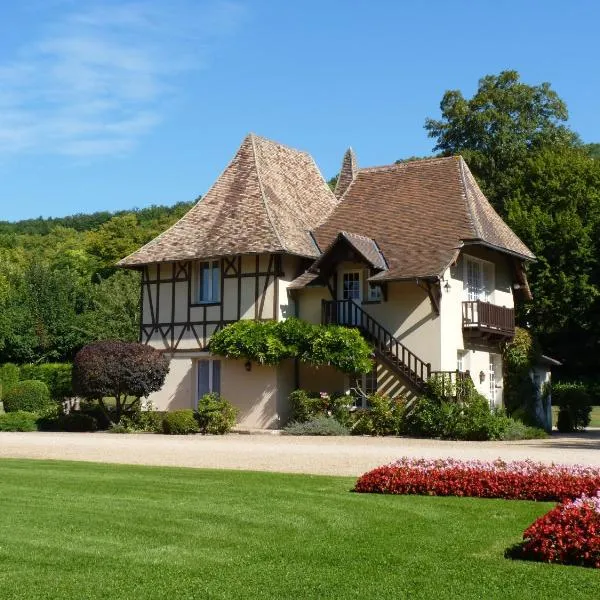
[76,270,140,343]
[425,71,600,382]
[425,70,579,210]
[72,341,170,424]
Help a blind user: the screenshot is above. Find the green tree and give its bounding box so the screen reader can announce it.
[425,70,600,380]
[425,70,579,210]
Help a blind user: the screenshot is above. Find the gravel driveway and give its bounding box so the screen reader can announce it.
[1,431,599,476]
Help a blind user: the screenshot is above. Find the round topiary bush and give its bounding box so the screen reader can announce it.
[3,380,52,413]
[162,410,200,435]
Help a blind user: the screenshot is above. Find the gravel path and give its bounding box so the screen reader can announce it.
[1,431,599,476]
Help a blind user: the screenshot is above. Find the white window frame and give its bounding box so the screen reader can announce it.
[196,358,221,406]
[340,270,362,302]
[197,260,221,304]
[345,365,377,408]
[463,255,495,303]
[457,350,467,372]
[367,282,383,302]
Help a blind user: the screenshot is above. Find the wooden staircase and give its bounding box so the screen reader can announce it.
[322,299,431,392]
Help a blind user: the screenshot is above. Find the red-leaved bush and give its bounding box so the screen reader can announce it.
[354,458,600,502]
[507,493,600,568]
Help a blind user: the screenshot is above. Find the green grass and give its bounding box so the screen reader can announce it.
[552,405,600,427]
[0,460,598,599]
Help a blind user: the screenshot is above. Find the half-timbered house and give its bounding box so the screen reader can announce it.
[119,134,535,429]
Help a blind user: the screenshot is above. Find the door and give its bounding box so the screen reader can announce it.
[340,270,362,325]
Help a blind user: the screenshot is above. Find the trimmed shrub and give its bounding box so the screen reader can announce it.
[0,363,20,400]
[195,393,238,434]
[73,341,170,424]
[283,416,349,436]
[162,410,199,435]
[0,411,39,432]
[354,458,600,502]
[554,382,592,432]
[58,412,98,432]
[20,363,73,400]
[3,380,52,413]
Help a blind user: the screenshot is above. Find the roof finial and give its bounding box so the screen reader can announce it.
[334,147,358,198]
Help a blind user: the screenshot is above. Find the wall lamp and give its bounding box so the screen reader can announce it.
[245,360,252,372]
[479,370,486,384]
[443,280,451,293]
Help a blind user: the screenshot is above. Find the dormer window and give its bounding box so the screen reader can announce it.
[198,260,220,303]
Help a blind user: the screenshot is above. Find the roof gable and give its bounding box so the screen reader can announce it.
[313,156,534,281]
[119,134,338,266]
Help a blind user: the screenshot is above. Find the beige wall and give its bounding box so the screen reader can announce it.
[298,363,345,395]
[146,356,194,411]
[221,359,280,429]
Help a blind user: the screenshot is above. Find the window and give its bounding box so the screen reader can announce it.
[197,359,221,402]
[198,261,220,303]
[348,365,378,408]
[368,283,383,302]
[457,350,467,372]
[342,272,361,301]
[463,256,495,302]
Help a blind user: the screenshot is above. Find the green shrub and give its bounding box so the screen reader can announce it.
[289,389,354,425]
[283,416,349,436]
[56,412,98,432]
[404,389,516,441]
[0,411,39,432]
[195,393,238,434]
[162,410,199,435]
[499,418,548,440]
[349,393,407,436]
[20,363,73,400]
[553,382,592,432]
[0,363,20,400]
[3,380,52,413]
[137,410,167,433]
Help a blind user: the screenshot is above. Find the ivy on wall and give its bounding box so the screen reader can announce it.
[208,318,373,374]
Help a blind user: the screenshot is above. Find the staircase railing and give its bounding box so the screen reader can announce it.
[322,299,431,389]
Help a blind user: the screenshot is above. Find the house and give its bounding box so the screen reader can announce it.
[119,134,535,429]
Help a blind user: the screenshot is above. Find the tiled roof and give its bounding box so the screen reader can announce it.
[334,148,358,199]
[312,156,534,281]
[288,271,320,289]
[312,231,387,271]
[119,134,338,266]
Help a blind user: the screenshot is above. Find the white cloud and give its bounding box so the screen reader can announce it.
[0,1,245,158]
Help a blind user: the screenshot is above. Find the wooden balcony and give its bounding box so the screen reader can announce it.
[462,300,515,340]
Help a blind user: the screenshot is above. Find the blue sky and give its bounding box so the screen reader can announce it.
[1,0,599,221]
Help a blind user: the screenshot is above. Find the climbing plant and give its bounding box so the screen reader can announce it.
[208,318,373,375]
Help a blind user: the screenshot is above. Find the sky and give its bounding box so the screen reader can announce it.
[1,0,599,221]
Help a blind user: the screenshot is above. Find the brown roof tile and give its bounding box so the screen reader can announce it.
[313,156,534,281]
[334,148,358,199]
[119,134,338,266]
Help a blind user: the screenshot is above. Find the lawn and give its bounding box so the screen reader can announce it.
[0,460,598,599]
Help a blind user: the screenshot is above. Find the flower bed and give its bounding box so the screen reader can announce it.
[507,492,600,568]
[354,458,600,502]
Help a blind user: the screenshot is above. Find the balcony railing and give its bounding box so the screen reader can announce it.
[462,300,515,338]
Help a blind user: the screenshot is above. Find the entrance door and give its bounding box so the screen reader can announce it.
[340,270,362,325]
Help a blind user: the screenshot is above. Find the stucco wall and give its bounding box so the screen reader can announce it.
[146,355,194,411]
[298,363,345,395]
